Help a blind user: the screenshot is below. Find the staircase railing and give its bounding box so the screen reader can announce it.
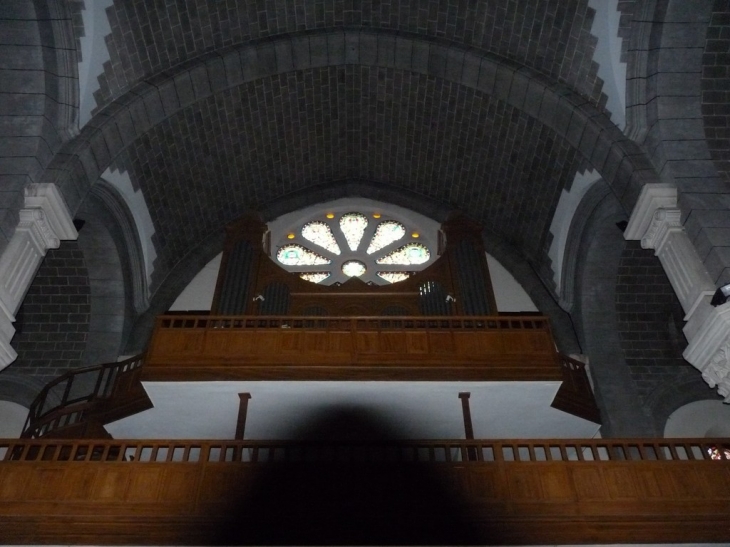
[21,354,145,439]
[2,437,729,463]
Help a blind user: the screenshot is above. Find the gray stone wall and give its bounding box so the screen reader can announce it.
[615,241,694,401]
[9,241,90,384]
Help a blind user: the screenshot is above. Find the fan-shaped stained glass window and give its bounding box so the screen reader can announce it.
[342,260,367,277]
[277,244,331,266]
[367,221,406,254]
[340,213,368,251]
[377,272,411,283]
[300,272,331,283]
[302,221,341,255]
[376,243,431,265]
[274,206,437,285]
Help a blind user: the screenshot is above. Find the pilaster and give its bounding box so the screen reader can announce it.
[0,184,77,371]
[625,183,728,400]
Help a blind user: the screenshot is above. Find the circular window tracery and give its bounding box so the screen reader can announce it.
[272,207,437,285]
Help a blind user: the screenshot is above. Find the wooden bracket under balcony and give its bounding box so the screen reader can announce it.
[143,315,563,381]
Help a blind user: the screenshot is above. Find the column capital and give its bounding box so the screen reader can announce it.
[641,208,682,251]
[24,183,77,241]
[684,304,730,402]
[624,183,677,241]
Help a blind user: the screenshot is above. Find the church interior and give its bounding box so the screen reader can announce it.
[1,0,730,544]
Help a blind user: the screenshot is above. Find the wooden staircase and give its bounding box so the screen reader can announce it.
[21,355,152,439]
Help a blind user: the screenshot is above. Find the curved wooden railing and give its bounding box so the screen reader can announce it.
[2,437,729,463]
[21,355,145,439]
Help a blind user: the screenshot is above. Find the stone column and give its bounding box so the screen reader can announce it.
[625,183,730,401]
[0,184,77,371]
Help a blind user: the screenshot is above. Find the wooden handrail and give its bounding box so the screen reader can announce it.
[2,438,729,464]
[154,314,551,331]
[22,355,145,438]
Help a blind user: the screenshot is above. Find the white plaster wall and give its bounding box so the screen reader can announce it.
[0,401,29,438]
[548,170,602,294]
[102,168,157,285]
[78,0,114,128]
[664,400,730,438]
[106,381,600,440]
[169,254,222,311]
[588,0,627,129]
[486,254,538,313]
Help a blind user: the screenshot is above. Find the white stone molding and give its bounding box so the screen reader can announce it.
[641,208,681,251]
[24,183,78,241]
[684,305,730,402]
[640,208,716,321]
[625,182,726,400]
[624,183,677,241]
[0,184,77,371]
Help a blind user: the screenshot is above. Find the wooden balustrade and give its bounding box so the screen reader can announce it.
[144,315,562,381]
[22,355,148,439]
[0,437,729,544]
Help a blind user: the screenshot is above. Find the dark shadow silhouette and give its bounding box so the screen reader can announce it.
[214,405,493,545]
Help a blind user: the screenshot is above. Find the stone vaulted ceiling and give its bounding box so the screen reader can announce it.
[70,0,630,288]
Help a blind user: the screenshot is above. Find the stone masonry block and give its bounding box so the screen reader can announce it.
[669,159,720,178]
[657,47,704,73]
[523,78,545,119]
[0,94,44,116]
[0,69,43,94]
[411,40,429,73]
[100,123,124,162]
[309,35,328,68]
[257,44,277,76]
[665,0,712,23]
[658,118,705,140]
[506,70,529,110]
[659,23,711,48]
[88,132,112,173]
[394,37,412,70]
[461,52,480,88]
[693,227,730,261]
[222,50,243,87]
[578,121,601,160]
[274,40,293,73]
[565,110,588,148]
[344,32,359,64]
[657,96,702,120]
[142,90,165,126]
[127,98,151,136]
[656,72,701,97]
[173,72,195,108]
[328,33,345,65]
[157,79,180,117]
[492,64,515,102]
[77,148,99,183]
[291,35,310,70]
[0,45,43,70]
[0,136,39,157]
[359,33,377,66]
[189,65,212,99]
[205,55,228,92]
[241,47,261,81]
[377,34,395,68]
[445,48,464,82]
[428,45,447,78]
[704,246,730,284]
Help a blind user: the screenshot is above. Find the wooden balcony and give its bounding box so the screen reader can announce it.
[144,315,562,381]
[0,438,729,544]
